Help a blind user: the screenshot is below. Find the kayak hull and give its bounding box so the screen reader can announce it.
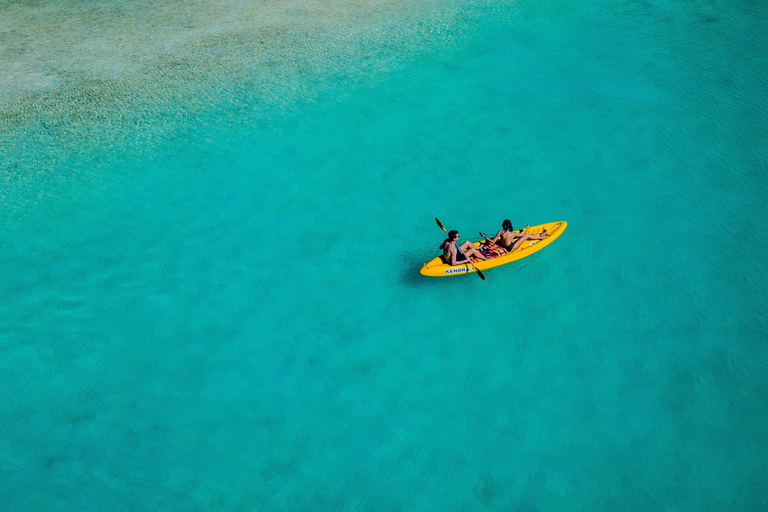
[419,221,567,277]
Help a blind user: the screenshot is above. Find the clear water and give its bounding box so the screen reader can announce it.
[2,0,767,510]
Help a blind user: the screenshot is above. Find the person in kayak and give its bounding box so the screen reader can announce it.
[441,230,487,265]
[480,219,548,252]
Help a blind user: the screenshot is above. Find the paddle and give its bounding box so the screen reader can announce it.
[435,217,486,280]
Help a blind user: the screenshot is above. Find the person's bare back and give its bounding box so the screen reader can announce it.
[481,220,548,252]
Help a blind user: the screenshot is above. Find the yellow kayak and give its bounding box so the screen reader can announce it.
[419,221,567,277]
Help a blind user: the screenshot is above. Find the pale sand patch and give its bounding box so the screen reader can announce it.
[0,0,506,177]
[0,0,458,100]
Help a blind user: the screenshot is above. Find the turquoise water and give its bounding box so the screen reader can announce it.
[2,0,768,510]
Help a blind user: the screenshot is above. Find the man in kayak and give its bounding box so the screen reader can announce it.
[480,219,548,252]
[441,230,487,265]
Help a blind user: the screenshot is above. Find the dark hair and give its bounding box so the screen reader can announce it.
[440,230,459,250]
[502,219,513,231]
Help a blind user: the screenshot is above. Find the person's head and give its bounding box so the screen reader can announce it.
[440,230,459,250]
[502,219,513,231]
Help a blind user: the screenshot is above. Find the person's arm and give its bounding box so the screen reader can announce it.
[511,225,529,240]
[443,245,454,265]
[481,230,503,244]
[448,245,463,265]
[449,246,459,265]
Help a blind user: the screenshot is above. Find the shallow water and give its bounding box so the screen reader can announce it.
[2,0,768,510]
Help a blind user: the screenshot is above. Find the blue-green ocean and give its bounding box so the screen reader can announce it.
[2,0,767,510]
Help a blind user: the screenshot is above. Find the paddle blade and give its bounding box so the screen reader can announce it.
[476,268,486,280]
[435,217,447,233]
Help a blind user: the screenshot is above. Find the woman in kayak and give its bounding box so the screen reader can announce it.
[481,219,548,252]
[441,230,487,265]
